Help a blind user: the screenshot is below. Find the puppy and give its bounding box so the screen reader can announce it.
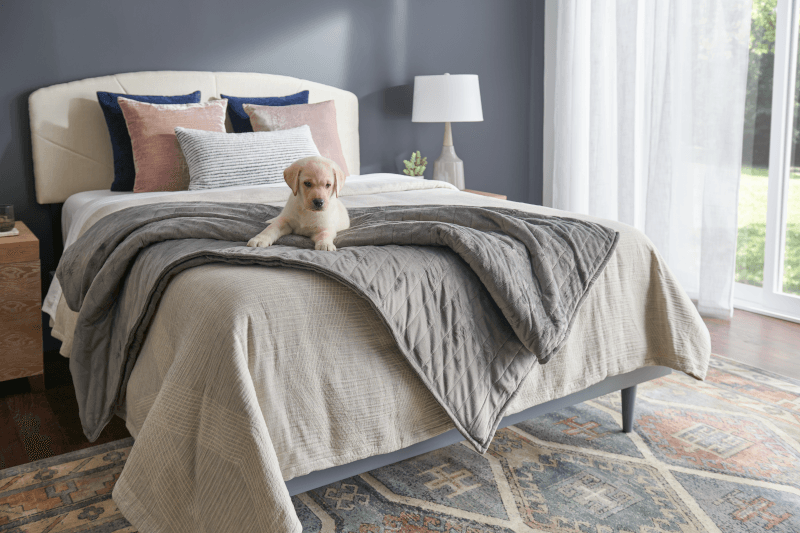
[247,155,350,251]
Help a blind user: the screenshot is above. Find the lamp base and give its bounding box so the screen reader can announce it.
[433,145,465,190]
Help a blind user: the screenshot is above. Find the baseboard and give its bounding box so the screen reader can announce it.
[733,299,800,324]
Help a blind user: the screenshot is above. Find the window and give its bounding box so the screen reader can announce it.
[736,0,800,321]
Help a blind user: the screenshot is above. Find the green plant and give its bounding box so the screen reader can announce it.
[403,151,427,177]
[750,0,777,54]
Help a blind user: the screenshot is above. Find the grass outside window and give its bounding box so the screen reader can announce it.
[736,166,800,295]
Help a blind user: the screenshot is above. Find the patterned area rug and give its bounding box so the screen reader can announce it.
[2,355,799,532]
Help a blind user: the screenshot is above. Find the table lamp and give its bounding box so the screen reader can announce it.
[412,73,483,189]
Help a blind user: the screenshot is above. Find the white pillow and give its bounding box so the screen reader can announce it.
[175,125,321,190]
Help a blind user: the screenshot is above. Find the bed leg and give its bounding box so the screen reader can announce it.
[621,385,637,433]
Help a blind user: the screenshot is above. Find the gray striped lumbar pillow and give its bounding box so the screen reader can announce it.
[176,124,321,190]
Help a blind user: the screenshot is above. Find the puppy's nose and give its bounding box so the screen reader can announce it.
[312,198,324,209]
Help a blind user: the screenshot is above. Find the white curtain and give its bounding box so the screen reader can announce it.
[543,0,752,318]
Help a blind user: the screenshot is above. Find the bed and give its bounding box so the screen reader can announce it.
[31,71,711,533]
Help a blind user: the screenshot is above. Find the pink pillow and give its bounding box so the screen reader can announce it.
[244,100,350,176]
[118,98,228,192]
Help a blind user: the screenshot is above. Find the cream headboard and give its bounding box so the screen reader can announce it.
[29,71,360,204]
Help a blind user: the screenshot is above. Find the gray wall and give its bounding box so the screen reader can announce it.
[0,0,544,349]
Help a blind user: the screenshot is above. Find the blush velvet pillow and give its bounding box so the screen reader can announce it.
[244,100,350,176]
[96,90,201,191]
[221,90,309,133]
[118,98,228,192]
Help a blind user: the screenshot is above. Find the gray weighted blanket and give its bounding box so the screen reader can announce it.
[57,202,618,452]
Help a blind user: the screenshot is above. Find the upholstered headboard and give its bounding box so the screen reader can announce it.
[29,71,360,204]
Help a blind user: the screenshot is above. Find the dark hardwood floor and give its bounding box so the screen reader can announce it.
[0,309,798,471]
[0,350,130,471]
[703,309,800,380]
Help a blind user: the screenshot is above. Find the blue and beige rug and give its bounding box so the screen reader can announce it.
[2,355,799,532]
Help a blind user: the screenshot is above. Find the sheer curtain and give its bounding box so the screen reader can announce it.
[543,0,752,318]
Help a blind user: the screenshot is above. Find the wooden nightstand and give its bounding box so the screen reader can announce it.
[463,189,508,201]
[0,222,44,390]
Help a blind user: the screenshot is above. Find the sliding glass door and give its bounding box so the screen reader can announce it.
[736,0,800,321]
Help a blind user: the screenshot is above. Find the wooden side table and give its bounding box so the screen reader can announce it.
[463,189,508,201]
[0,222,44,390]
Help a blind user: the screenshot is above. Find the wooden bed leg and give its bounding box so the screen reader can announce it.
[621,385,637,433]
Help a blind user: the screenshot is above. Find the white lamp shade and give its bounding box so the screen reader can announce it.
[412,74,483,123]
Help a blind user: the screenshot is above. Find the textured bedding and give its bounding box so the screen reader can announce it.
[58,201,618,450]
[47,176,711,533]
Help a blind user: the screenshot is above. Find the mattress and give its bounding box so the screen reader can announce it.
[47,174,711,532]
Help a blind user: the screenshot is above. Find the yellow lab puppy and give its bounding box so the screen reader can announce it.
[247,156,350,251]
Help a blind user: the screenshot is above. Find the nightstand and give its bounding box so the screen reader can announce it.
[463,189,507,201]
[0,222,44,390]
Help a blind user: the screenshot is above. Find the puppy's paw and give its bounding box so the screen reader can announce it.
[247,235,275,248]
[315,241,336,252]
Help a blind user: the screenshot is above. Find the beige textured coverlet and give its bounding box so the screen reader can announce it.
[48,177,710,533]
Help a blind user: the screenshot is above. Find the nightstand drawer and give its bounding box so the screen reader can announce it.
[0,222,43,383]
[0,319,42,381]
[0,239,37,264]
[0,261,41,314]
[0,260,42,382]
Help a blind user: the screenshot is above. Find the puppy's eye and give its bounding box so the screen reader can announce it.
[304,181,312,187]
[325,183,331,188]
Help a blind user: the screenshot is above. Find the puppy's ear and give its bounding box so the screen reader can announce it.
[331,161,346,197]
[284,161,303,196]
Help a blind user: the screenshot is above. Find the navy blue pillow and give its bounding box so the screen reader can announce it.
[222,91,309,133]
[97,90,202,191]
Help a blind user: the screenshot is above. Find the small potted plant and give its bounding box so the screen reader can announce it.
[402,151,427,178]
